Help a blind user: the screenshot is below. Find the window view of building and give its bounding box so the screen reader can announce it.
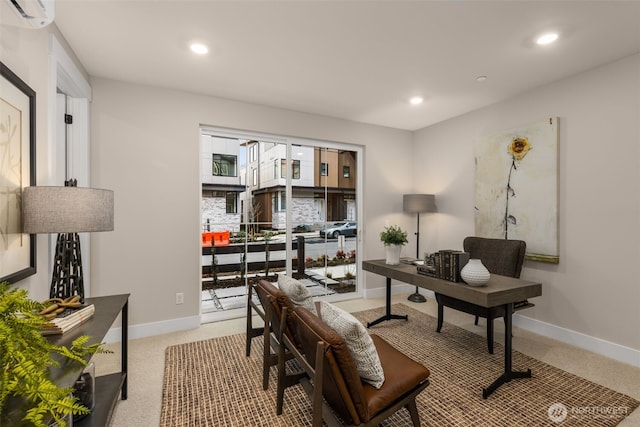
[281,159,300,179]
[202,135,358,232]
[213,154,237,177]
[201,135,244,232]
[200,131,360,316]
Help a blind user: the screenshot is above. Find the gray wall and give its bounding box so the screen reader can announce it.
[412,54,640,351]
[89,77,413,329]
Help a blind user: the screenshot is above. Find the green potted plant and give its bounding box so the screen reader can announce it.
[379,225,408,264]
[0,281,108,427]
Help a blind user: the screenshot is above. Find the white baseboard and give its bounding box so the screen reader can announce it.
[513,314,640,368]
[103,315,201,344]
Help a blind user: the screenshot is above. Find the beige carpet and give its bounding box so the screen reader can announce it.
[161,304,638,426]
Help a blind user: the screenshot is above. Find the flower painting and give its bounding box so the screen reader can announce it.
[475,118,559,263]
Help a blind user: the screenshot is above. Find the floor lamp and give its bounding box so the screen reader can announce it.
[22,179,114,303]
[403,194,437,303]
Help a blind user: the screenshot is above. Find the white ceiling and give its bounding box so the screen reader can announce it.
[52,0,640,131]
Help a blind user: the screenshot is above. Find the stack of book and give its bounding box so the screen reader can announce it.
[417,250,470,282]
[437,250,470,282]
[40,304,95,335]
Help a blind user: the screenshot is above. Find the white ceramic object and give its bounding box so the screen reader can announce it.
[385,244,402,265]
[460,259,490,286]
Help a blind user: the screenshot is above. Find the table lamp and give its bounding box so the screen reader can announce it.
[403,193,437,303]
[22,179,114,302]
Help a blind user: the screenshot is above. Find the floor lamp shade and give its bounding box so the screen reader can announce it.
[403,194,437,214]
[22,185,114,302]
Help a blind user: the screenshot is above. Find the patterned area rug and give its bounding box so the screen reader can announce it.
[161,304,638,426]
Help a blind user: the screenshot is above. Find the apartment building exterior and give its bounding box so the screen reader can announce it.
[200,134,244,231]
[201,136,357,231]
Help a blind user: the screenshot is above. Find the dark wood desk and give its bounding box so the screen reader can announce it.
[362,259,541,398]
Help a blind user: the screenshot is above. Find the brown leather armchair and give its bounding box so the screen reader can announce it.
[436,236,532,354]
[279,306,431,426]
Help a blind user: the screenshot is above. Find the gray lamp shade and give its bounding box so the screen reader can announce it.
[403,194,437,214]
[22,186,114,233]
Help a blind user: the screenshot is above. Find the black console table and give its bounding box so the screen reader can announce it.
[1,293,129,426]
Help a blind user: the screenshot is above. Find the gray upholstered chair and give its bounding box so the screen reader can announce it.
[436,236,532,354]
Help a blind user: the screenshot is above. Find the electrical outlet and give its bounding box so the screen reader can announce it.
[175,293,184,304]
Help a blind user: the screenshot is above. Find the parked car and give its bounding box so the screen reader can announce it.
[320,222,357,239]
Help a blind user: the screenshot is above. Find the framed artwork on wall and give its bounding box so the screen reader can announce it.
[0,62,37,283]
[475,117,559,263]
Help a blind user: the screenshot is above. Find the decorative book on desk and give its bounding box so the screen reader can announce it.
[422,250,470,282]
[40,304,95,335]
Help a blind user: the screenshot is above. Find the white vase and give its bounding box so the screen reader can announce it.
[460,259,490,286]
[385,244,402,265]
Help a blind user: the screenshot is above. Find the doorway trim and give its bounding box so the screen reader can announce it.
[48,34,93,294]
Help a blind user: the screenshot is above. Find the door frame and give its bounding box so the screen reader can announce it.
[200,126,364,322]
[49,35,93,295]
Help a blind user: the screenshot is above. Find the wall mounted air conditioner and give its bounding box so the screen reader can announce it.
[4,0,55,28]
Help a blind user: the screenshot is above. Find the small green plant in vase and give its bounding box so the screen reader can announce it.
[379,225,408,246]
[0,281,109,427]
[379,225,408,264]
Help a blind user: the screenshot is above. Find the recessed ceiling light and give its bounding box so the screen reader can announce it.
[536,33,558,46]
[190,43,209,55]
[409,96,424,105]
[476,75,488,82]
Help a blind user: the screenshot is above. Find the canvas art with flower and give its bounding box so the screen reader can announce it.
[504,137,532,239]
[474,118,559,263]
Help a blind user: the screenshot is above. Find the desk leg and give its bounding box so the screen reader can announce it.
[482,302,531,399]
[367,277,409,328]
[121,299,128,400]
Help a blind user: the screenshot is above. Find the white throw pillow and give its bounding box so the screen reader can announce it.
[277,275,316,314]
[318,301,385,389]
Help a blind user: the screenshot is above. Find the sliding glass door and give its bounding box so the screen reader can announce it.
[200,128,362,321]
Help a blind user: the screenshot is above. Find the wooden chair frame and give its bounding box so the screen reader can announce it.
[245,280,298,390]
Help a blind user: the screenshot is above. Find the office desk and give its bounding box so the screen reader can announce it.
[362,259,541,398]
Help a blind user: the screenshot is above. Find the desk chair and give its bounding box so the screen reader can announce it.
[436,236,532,354]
